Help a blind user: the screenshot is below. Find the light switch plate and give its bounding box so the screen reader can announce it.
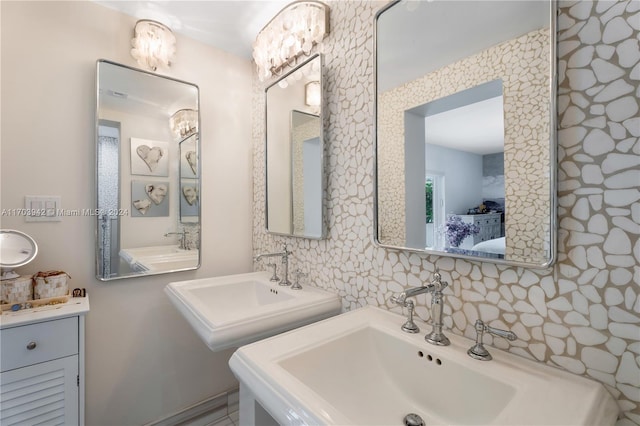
[25,196,62,222]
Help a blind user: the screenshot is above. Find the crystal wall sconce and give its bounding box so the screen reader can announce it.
[170,109,198,141]
[252,1,330,82]
[130,19,176,72]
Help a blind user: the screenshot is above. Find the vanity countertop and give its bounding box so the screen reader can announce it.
[0,296,90,329]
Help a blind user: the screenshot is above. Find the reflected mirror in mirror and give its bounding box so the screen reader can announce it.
[96,60,201,280]
[0,229,38,279]
[375,1,556,268]
[265,54,325,239]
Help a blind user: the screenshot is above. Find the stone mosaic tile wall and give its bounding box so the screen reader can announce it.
[252,1,639,422]
[377,28,550,262]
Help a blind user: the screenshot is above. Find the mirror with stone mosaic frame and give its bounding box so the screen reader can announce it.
[374,0,557,268]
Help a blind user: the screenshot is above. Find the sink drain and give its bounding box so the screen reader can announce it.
[403,413,424,426]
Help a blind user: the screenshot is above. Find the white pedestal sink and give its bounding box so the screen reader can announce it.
[165,271,342,351]
[229,306,619,426]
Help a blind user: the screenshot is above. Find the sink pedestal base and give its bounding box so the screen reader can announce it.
[238,381,279,426]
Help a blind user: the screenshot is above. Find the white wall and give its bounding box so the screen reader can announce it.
[425,143,483,215]
[1,2,253,424]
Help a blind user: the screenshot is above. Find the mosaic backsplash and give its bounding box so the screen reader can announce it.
[253,1,640,422]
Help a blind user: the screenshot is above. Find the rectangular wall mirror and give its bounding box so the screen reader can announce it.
[96,60,201,280]
[265,54,325,239]
[374,0,556,268]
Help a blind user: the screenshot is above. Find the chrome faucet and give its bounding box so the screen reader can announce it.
[425,270,450,346]
[391,269,450,346]
[165,230,188,250]
[255,243,292,286]
[467,319,517,361]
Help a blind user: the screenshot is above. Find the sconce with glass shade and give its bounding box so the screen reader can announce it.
[253,1,330,82]
[305,81,321,106]
[130,19,176,72]
[170,109,198,141]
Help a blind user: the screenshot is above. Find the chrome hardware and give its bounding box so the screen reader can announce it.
[164,230,188,250]
[403,413,425,426]
[267,263,280,282]
[467,319,517,361]
[26,341,37,350]
[255,243,293,286]
[424,269,450,346]
[292,270,307,290]
[390,269,450,345]
[391,296,420,333]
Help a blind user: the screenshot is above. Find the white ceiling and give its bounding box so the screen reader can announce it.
[377,1,550,92]
[94,0,290,59]
[377,1,550,155]
[425,96,504,155]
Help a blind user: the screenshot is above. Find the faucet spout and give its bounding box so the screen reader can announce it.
[165,230,188,250]
[399,285,434,301]
[254,251,286,262]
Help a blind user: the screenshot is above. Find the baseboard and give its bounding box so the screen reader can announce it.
[146,388,239,426]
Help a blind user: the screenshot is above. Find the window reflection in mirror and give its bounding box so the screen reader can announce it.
[96,60,201,280]
[375,0,556,268]
[265,54,325,239]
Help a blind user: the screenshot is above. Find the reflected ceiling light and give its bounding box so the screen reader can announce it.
[305,81,321,106]
[130,19,176,72]
[170,109,198,141]
[252,1,330,82]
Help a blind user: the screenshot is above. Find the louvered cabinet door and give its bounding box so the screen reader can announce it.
[0,356,79,426]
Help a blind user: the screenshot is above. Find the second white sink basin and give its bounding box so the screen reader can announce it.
[120,245,199,272]
[230,306,619,425]
[165,271,341,351]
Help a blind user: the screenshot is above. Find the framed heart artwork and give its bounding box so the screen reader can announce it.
[130,137,169,177]
[180,179,198,221]
[131,180,170,217]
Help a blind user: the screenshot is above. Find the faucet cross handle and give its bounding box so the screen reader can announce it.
[291,269,307,290]
[467,319,517,361]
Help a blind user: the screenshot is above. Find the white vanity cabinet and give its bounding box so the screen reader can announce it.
[0,298,89,425]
